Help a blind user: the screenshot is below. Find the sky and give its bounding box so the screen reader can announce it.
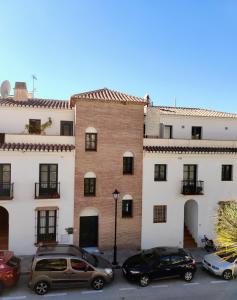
[0,0,237,112]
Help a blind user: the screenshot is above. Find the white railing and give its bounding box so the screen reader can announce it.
[143,138,237,148]
[5,134,75,145]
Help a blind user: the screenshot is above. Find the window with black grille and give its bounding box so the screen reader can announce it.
[37,210,57,243]
[85,133,97,151]
[123,157,134,175]
[60,121,73,136]
[221,165,233,181]
[154,164,167,181]
[153,205,167,223]
[122,199,133,218]
[84,178,96,196]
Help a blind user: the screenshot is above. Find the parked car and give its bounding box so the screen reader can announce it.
[202,252,237,280]
[122,247,196,287]
[28,244,113,295]
[0,251,21,294]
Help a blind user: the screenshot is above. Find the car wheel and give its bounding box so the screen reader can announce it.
[91,277,105,290]
[34,281,50,295]
[223,270,233,280]
[183,271,193,282]
[139,274,150,287]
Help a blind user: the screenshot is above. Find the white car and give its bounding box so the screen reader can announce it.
[202,252,237,280]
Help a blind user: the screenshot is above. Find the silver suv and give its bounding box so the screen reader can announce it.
[28,244,114,295]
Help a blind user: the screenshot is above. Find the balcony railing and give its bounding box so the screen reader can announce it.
[35,182,60,199]
[181,180,204,195]
[0,183,14,200]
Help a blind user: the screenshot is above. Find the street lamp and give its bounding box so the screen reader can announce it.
[112,189,120,265]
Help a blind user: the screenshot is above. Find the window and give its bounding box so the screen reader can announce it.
[29,119,41,134]
[222,165,233,181]
[84,178,96,196]
[159,256,171,266]
[37,210,57,243]
[153,205,167,223]
[0,164,11,197]
[171,255,185,265]
[122,199,133,218]
[35,259,67,271]
[39,164,58,196]
[0,164,11,183]
[85,133,97,151]
[123,157,134,175]
[183,165,197,181]
[154,164,167,181]
[192,126,202,139]
[71,259,92,271]
[60,121,73,136]
[164,125,172,139]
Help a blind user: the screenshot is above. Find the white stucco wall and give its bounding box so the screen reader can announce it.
[0,150,75,255]
[145,107,237,140]
[142,152,237,249]
[0,106,74,136]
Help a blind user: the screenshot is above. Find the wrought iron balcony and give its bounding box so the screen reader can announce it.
[35,182,60,199]
[181,180,204,195]
[0,183,14,200]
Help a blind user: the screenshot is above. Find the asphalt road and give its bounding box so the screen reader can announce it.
[1,267,237,300]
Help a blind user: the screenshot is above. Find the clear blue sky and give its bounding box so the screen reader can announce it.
[1,0,237,111]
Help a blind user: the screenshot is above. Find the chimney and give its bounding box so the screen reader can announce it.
[14,82,28,101]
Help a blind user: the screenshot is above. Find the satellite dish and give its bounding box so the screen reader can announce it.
[0,80,11,98]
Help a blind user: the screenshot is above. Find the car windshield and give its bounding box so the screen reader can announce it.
[219,252,237,263]
[6,256,19,268]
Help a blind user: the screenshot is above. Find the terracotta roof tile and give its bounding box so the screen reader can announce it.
[144,145,237,154]
[0,98,71,109]
[71,88,146,104]
[156,106,237,119]
[0,143,75,152]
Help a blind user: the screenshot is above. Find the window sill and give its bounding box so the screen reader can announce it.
[0,196,13,200]
[35,195,60,199]
[35,241,58,247]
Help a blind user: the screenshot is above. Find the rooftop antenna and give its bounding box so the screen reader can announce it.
[32,74,37,98]
[0,80,11,98]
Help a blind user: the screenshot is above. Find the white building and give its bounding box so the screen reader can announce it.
[142,105,237,249]
[0,83,75,254]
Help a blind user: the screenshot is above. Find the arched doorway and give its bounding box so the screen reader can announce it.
[0,206,9,250]
[184,200,198,248]
[79,207,99,248]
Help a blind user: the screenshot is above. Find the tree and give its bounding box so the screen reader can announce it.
[215,201,237,255]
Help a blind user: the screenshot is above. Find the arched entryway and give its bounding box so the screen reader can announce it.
[184,200,198,248]
[79,207,99,248]
[0,206,9,250]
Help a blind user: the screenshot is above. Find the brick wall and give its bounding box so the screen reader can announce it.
[73,100,144,250]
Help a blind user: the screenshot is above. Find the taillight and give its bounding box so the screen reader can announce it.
[192,259,196,265]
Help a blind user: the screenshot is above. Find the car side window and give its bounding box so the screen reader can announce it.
[159,256,171,266]
[35,259,67,271]
[70,259,93,271]
[171,255,184,265]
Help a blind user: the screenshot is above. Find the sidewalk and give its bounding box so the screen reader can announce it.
[19,247,207,275]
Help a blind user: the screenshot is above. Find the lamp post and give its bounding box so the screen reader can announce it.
[112,189,120,265]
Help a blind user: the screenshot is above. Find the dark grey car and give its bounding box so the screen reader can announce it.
[28,245,113,295]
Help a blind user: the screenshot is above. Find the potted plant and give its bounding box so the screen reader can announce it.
[25,117,52,134]
[65,227,74,235]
